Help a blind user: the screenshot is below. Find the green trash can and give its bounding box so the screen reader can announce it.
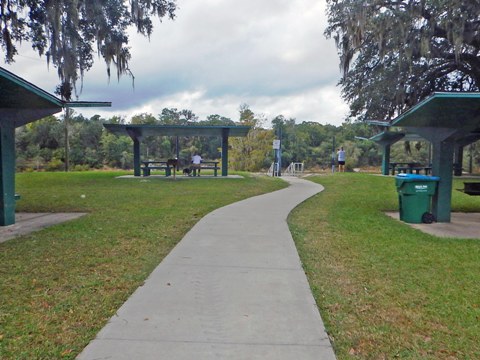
[395,174,440,224]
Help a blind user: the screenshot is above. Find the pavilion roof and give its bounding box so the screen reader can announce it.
[0,67,111,127]
[103,124,251,139]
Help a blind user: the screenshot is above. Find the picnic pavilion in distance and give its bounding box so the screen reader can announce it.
[0,67,111,226]
[365,121,426,176]
[103,124,251,177]
[366,92,480,223]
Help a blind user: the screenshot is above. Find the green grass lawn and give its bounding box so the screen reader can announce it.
[3,171,479,359]
[0,171,286,359]
[289,173,480,359]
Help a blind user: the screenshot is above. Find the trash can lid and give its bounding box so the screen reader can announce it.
[395,173,440,181]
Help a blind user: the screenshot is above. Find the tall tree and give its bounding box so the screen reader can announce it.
[230,104,274,171]
[131,113,159,158]
[1,0,176,100]
[158,108,181,124]
[326,0,480,121]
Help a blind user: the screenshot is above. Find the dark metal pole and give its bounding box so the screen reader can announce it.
[331,136,336,173]
[64,107,71,172]
[221,128,229,176]
[133,138,141,176]
[176,136,180,170]
[277,127,282,176]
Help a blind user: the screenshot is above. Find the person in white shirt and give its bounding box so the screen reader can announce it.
[191,153,202,176]
[337,147,346,172]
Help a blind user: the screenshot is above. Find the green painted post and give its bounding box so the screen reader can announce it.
[221,128,229,176]
[133,138,141,177]
[381,144,391,175]
[453,145,463,176]
[0,121,16,225]
[431,139,454,222]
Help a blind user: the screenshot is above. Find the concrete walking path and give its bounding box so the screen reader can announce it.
[77,177,336,359]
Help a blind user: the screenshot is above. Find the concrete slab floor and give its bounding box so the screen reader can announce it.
[117,174,244,180]
[0,213,87,244]
[386,212,480,239]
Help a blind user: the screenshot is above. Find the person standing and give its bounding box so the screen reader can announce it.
[191,153,202,176]
[337,147,346,172]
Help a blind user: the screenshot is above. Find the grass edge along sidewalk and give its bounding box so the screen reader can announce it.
[0,171,286,360]
[289,173,480,360]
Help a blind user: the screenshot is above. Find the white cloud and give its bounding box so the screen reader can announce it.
[3,0,348,125]
[83,84,349,127]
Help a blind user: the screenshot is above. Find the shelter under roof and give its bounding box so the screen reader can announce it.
[103,124,251,177]
[387,92,480,222]
[0,67,111,225]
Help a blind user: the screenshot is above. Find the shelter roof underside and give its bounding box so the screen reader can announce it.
[104,124,251,138]
[368,131,425,146]
[0,67,111,127]
[391,92,480,132]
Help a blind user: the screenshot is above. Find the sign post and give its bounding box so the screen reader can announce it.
[273,139,281,176]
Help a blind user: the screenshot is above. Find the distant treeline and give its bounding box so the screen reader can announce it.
[16,105,477,173]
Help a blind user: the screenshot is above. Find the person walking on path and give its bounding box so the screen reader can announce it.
[337,147,346,172]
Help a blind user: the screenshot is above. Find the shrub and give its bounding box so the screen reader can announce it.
[73,164,90,171]
[45,158,64,171]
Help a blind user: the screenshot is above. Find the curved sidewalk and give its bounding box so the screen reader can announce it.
[78,177,336,360]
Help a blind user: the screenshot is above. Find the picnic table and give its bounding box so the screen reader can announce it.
[459,182,480,196]
[390,162,432,175]
[142,161,172,177]
[142,160,220,177]
[191,161,220,176]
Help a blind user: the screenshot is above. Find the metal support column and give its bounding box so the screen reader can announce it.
[453,145,463,176]
[431,139,455,223]
[221,128,229,176]
[133,138,141,177]
[381,144,391,175]
[0,120,16,225]
[409,127,457,223]
[175,136,180,170]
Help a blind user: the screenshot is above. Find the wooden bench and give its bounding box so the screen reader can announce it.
[459,182,480,196]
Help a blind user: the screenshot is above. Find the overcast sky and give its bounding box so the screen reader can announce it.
[4,0,349,126]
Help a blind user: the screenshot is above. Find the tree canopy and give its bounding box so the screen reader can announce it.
[325,0,480,121]
[14,106,397,173]
[1,0,176,99]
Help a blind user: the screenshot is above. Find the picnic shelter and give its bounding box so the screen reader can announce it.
[103,124,251,177]
[389,92,480,222]
[366,125,426,176]
[0,67,111,226]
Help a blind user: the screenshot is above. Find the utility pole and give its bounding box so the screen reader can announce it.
[331,136,336,173]
[277,127,282,177]
[64,107,72,172]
